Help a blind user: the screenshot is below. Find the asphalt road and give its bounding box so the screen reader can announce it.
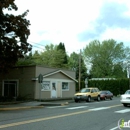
[0,97,130,130]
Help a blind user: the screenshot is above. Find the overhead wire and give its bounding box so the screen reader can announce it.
[28,41,46,51]
[28,41,46,47]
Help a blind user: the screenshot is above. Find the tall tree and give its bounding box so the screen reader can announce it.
[57,42,68,65]
[68,52,78,71]
[84,39,128,78]
[68,52,87,80]
[112,63,127,78]
[32,50,42,65]
[0,0,32,72]
[40,44,68,68]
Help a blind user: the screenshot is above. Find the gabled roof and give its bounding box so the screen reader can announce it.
[43,70,78,82]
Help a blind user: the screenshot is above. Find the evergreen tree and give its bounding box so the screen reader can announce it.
[57,42,68,64]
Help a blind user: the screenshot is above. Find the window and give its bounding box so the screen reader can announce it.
[125,90,130,94]
[101,91,106,94]
[80,88,90,93]
[95,88,99,92]
[41,81,50,91]
[3,80,18,97]
[91,89,94,93]
[62,82,69,90]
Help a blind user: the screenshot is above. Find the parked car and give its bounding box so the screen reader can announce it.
[74,87,100,102]
[99,90,113,100]
[120,90,130,107]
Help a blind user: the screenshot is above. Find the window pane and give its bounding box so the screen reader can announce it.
[62,82,68,90]
[41,81,50,90]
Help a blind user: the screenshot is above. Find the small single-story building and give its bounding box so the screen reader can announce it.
[0,65,77,100]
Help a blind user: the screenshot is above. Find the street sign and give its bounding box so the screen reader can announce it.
[38,74,43,83]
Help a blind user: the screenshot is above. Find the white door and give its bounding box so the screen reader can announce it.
[51,82,57,98]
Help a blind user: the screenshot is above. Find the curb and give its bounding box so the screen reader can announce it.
[0,102,69,111]
[39,102,69,106]
[0,106,44,111]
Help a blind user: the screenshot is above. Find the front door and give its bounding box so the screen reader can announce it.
[51,82,57,98]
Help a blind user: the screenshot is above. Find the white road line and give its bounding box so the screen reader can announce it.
[115,109,130,113]
[47,106,67,108]
[85,100,114,104]
[85,102,100,104]
[89,107,110,111]
[110,126,118,130]
[66,106,88,110]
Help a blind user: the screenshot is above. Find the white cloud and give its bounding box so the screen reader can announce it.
[12,0,130,54]
[100,28,130,43]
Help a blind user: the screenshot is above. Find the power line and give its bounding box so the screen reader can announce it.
[32,45,44,50]
[27,41,45,50]
[28,41,46,47]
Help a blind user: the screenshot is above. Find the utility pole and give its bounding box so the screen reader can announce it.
[79,49,81,91]
[129,67,130,89]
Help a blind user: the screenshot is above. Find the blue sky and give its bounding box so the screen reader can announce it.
[14,0,130,54]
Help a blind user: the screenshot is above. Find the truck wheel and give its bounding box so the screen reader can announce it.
[97,95,100,101]
[87,96,91,102]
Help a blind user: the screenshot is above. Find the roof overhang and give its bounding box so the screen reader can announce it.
[32,70,78,82]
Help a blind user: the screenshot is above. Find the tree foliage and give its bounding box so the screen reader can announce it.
[84,39,128,78]
[16,52,35,66]
[40,44,68,68]
[57,42,68,65]
[0,0,32,72]
[68,52,87,80]
[17,44,69,68]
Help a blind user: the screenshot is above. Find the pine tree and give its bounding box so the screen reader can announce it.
[57,42,68,65]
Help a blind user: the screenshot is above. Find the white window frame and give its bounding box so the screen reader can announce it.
[62,82,69,91]
[41,81,50,91]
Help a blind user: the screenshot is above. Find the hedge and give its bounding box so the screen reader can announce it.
[76,78,130,96]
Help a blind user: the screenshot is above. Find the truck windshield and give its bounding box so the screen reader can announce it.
[80,88,90,93]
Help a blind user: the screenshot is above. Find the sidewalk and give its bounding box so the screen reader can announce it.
[0,99,74,111]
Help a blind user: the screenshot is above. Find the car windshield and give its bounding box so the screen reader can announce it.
[100,91,106,94]
[80,88,90,93]
[125,90,130,94]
